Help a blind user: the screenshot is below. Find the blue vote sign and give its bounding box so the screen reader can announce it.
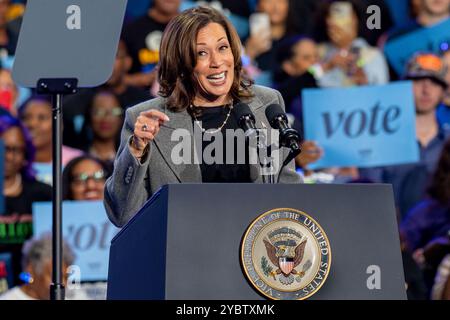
[33,200,118,281]
[302,82,419,169]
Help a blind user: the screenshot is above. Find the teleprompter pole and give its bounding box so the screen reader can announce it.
[37,78,78,300]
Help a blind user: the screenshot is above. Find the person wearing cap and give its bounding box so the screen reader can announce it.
[360,52,450,219]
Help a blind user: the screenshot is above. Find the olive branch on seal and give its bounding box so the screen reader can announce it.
[261,256,273,277]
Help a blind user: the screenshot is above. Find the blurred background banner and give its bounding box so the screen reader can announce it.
[384,18,450,76]
[32,201,118,282]
[302,81,419,169]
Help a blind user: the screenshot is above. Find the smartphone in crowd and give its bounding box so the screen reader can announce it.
[249,12,271,38]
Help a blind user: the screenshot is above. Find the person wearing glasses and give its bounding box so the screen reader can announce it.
[62,155,108,201]
[0,114,52,289]
[82,90,124,173]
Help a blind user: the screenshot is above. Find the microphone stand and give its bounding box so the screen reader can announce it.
[276,141,301,184]
[237,113,276,184]
[235,109,276,183]
[255,129,275,184]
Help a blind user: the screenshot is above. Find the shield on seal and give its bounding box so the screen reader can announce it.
[279,257,294,275]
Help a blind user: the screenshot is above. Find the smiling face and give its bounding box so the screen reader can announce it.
[70,159,105,201]
[192,22,235,106]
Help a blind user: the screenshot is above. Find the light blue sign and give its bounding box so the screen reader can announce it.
[32,162,53,186]
[302,81,419,169]
[384,18,450,75]
[33,201,118,281]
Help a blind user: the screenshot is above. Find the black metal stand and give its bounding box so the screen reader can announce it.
[37,78,77,301]
[256,130,275,184]
[276,145,301,184]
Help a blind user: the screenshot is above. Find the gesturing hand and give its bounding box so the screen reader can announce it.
[130,110,170,158]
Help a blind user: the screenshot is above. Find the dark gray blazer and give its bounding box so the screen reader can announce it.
[104,85,302,227]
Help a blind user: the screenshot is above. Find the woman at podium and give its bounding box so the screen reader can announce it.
[104,6,301,227]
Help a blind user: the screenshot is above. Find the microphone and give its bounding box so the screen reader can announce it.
[232,102,258,136]
[265,104,302,155]
[233,102,273,183]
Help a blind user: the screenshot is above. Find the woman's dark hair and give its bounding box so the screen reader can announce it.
[428,139,450,204]
[276,35,314,64]
[17,94,52,117]
[158,6,253,113]
[283,0,316,36]
[313,0,367,44]
[274,35,314,83]
[62,155,109,200]
[0,114,36,180]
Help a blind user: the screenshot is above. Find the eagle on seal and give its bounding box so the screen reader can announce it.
[263,238,307,280]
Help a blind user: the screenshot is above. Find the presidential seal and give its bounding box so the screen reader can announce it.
[241,208,331,300]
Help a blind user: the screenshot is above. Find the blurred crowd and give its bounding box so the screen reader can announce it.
[0,0,449,300]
